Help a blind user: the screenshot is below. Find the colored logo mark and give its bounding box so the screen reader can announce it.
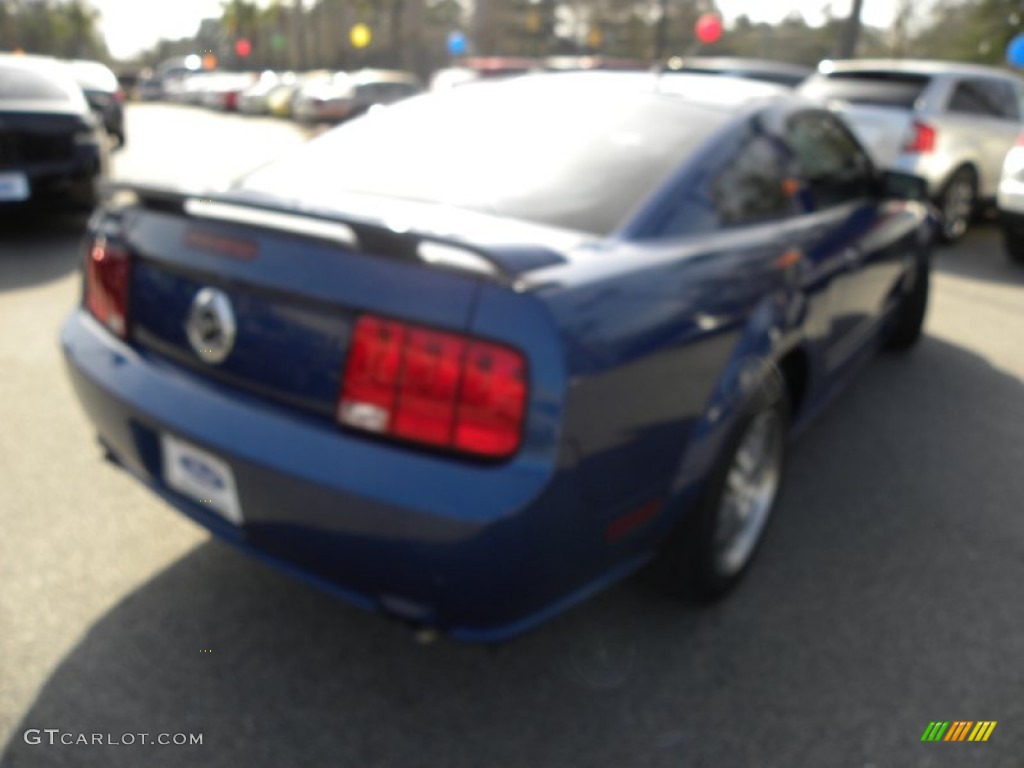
[921,721,997,742]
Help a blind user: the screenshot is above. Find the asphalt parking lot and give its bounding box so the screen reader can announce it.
[1,103,1023,768]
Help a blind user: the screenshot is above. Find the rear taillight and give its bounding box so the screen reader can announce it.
[1016,131,1024,146]
[338,314,528,459]
[903,120,936,153]
[115,89,125,103]
[84,237,130,338]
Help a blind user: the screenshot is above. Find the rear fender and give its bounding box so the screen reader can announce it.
[666,291,792,508]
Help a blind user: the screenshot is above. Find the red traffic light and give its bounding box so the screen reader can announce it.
[234,38,252,57]
[695,13,723,45]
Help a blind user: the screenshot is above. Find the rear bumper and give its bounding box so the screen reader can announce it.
[60,309,606,642]
[997,177,1024,217]
[999,209,1024,242]
[0,148,104,210]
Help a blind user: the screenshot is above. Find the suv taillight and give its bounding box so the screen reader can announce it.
[337,314,528,459]
[84,237,130,338]
[903,120,936,153]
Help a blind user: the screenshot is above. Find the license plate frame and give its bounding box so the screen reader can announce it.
[161,434,243,524]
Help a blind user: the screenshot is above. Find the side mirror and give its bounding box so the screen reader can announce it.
[877,171,929,201]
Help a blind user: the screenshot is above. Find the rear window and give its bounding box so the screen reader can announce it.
[240,78,726,235]
[0,63,76,101]
[69,61,118,92]
[801,72,931,109]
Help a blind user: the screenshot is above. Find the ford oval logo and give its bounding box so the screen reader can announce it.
[178,455,225,490]
[186,287,236,364]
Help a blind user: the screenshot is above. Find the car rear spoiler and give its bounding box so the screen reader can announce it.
[99,181,526,286]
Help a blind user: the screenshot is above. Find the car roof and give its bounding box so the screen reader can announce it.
[67,59,118,90]
[0,53,61,69]
[538,70,792,111]
[821,58,1021,80]
[673,56,813,75]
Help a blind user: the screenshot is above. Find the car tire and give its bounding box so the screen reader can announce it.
[655,368,790,602]
[937,167,977,243]
[884,245,930,351]
[1006,230,1024,265]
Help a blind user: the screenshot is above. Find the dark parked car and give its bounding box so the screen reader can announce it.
[0,54,109,211]
[61,73,933,642]
[67,59,125,147]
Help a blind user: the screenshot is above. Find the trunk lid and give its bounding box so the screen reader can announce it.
[109,186,578,420]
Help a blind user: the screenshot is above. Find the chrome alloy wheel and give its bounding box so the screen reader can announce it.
[712,410,784,577]
[941,175,975,241]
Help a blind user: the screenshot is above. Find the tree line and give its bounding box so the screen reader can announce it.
[1,0,1020,77]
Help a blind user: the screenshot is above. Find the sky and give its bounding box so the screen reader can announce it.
[92,0,902,61]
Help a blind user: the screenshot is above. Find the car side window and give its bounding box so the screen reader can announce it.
[784,111,874,210]
[948,79,1018,119]
[710,135,795,226]
[991,80,1021,120]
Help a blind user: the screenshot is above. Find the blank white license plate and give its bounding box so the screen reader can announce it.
[0,172,29,202]
[161,434,243,524]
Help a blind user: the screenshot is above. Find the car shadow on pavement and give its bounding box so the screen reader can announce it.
[933,223,1024,287]
[3,336,1024,768]
[0,212,90,294]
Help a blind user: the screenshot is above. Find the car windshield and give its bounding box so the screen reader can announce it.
[240,78,726,235]
[0,63,77,101]
[802,72,931,108]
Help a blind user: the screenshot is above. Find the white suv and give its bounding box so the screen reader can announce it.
[998,132,1024,263]
[799,60,1024,242]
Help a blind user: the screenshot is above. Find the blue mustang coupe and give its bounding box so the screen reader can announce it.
[61,73,933,642]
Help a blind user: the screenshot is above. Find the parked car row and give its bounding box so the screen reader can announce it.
[146,67,424,123]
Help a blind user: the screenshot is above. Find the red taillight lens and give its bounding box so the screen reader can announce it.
[1016,131,1024,147]
[903,120,936,153]
[338,314,528,459]
[84,237,130,337]
[454,342,527,457]
[115,89,125,103]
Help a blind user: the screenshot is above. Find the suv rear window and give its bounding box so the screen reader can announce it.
[0,63,75,101]
[801,72,931,109]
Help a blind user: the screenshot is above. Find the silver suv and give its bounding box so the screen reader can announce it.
[799,60,1024,241]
